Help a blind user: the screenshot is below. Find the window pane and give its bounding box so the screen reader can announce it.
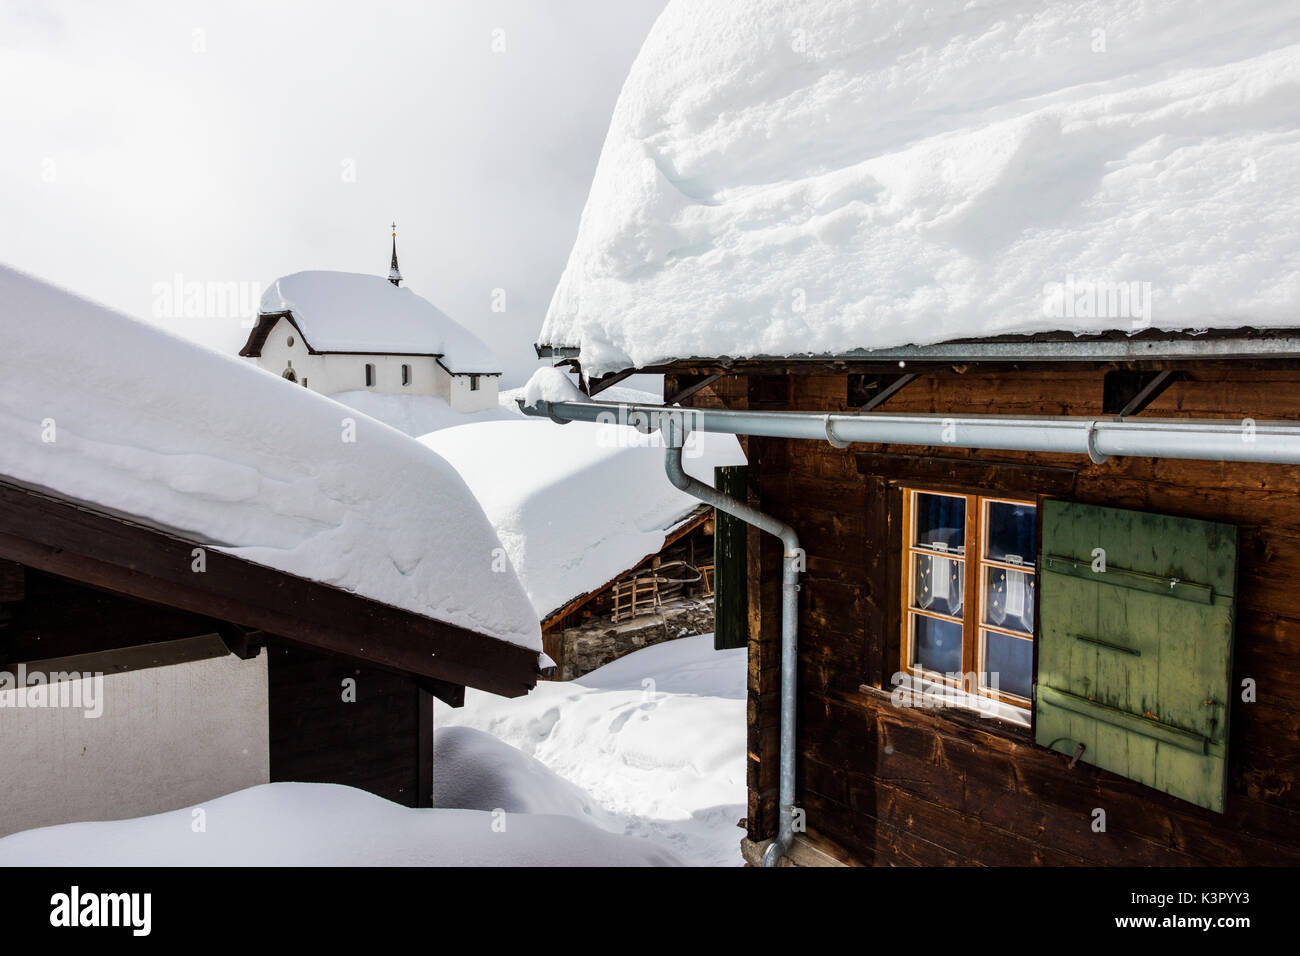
[985,500,1036,565]
[912,552,964,618]
[912,614,963,675]
[982,566,1035,635]
[914,493,965,552]
[983,630,1033,699]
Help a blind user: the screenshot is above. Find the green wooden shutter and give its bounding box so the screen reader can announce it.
[713,465,748,651]
[1036,500,1238,812]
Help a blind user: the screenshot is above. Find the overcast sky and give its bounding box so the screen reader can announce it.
[0,0,665,385]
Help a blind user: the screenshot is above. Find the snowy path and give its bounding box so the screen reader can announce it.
[435,635,748,867]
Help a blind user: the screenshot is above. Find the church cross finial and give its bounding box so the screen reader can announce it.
[388,222,402,287]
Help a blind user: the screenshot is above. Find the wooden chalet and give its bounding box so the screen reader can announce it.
[540,505,718,680]
[541,329,1300,866]
[0,477,539,835]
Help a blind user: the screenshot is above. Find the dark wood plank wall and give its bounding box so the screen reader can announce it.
[673,365,1300,865]
[268,642,434,808]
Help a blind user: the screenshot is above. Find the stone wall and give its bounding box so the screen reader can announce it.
[554,599,714,680]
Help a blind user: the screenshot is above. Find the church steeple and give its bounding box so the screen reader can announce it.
[388,222,402,287]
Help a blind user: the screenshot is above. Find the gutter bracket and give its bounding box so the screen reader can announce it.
[1085,421,1109,465]
[824,415,851,449]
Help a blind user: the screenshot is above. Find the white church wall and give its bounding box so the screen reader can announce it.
[255,317,448,398]
[0,651,269,837]
[448,372,500,413]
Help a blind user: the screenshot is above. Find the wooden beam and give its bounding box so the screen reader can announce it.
[587,367,637,398]
[665,372,724,406]
[0,480,538,698]
[1,567,227,665]
[1114,369,1181,417]
[858,372,919,411]
[854,451,1078,497]
[21,633,234,679]
[0,560,22,602]
[418,676,465,708]
[217,623,265,661]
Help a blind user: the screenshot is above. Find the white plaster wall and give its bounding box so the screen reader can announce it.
[0,653,269,838]
[449,373,500,412]
[255,317,447,397]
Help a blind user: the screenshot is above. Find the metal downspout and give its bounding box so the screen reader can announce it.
[660,426,801,867]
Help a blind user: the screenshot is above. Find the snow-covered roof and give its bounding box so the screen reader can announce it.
[539,0,1300,377]
[420,413,746,620]
[0,264,539,650]
[254,270,501,374]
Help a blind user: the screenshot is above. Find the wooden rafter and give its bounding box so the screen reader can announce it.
[665,372,725,406]
[0,480,538,698]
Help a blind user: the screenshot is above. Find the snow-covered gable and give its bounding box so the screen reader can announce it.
[258,270,501,374]
[420,416,746,620]
[0,264,540,650]
[540,0,1300,377]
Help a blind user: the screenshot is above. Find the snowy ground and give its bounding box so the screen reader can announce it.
[436,634,748,867]
[0,783,678,867]
[0,634,745,866]
[330,388,515,436]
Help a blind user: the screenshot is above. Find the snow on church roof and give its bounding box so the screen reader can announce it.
[539,0,1300,377]
[257,270,501,374]
[0,263,540,651]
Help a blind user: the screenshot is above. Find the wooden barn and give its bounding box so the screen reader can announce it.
[0,477,539,836]
[531,330,1300,866]
[539,505,718,680]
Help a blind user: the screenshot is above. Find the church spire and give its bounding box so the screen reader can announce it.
[388,222,402,287]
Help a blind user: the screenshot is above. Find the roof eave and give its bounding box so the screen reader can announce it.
[536,327,1300,373]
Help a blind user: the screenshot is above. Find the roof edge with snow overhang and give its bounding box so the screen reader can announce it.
[537,326,1300,376]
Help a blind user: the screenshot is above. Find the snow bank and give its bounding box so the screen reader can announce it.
[540,0,1300,375]
[329,389,513,437]
[262,270,501,373]
[438,635,747,867]
[0,264,540,650]
[434,726,618,825]
[0,782,679,866]
[420,416,745,619]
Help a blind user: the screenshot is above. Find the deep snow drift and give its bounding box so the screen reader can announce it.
[261,270,501,373]
[0,782,679,866]
[420,415,745,619]
[0,637,743,866]
[540,0,1300,375]
[0,264,540,650]
[437,635,748,867]
[329,388,515,437]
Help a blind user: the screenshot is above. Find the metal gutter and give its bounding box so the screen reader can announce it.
[521,400,1300,465]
